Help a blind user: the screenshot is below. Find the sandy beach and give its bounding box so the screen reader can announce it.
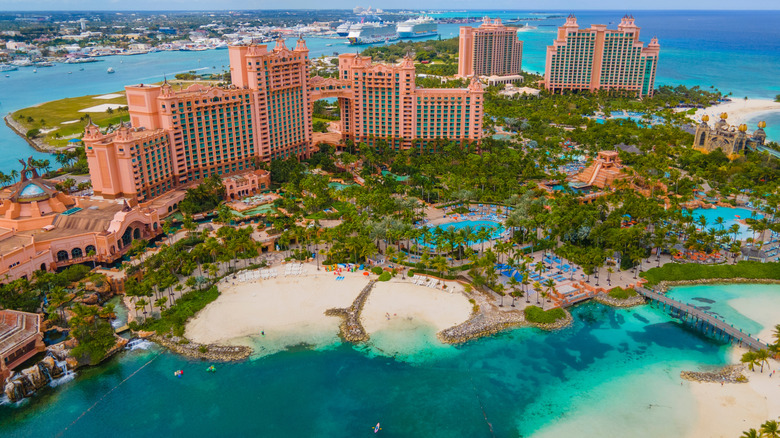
[185,265,472,352]
[361,278,472,334]
[692,98,780,127]
[689,324,780,438]
[186,264,369,345]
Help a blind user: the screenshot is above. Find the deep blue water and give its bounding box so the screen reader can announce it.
[1,10,779,174]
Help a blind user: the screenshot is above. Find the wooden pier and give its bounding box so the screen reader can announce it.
[635,287,770,351]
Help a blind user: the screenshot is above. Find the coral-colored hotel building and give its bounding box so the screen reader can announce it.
[544,15,659,97]
[457,17,523,78]
[86,38,483,201]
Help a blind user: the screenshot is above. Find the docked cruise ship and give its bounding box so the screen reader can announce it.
[347,22,398,45]
[336,21,354,36]
[397,16,438,39]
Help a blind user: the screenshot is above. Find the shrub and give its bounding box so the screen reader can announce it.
[141,286,220,337]
[378,272,391,282]
[524,306,566,324]
[371,266,383,275]
[26,128,40,138]
[608,287,637,300]
[408,269,415,277]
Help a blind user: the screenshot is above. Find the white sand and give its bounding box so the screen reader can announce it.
[692,99,780,127]
[361,278,472,334]
[93,93,124,100]
[186,267,473,358]
[689,322,780,437]
[186,265,369,345]
[61,119,81,125]
[78,103,125,113]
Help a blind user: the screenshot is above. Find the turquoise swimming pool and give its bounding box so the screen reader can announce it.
[687,206,762,240]
[420,219,505,247]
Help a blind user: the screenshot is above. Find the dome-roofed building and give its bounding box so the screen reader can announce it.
[0,157,164,282]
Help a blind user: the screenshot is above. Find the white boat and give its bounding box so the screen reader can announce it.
[347,22,398,45]
[397,16,438,39]
[515,23,538,32]
[0,64,18,72]
[107,67,115,74]
[336,21,354,36]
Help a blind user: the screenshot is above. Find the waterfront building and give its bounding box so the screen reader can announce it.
[543,15,660,97]
[0,309,44,384]
[457,17,523,78]
[693,114,767,158]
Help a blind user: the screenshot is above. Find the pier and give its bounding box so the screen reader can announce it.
[635,287,770,351]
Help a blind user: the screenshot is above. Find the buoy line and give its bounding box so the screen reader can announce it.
[56,352,162,437]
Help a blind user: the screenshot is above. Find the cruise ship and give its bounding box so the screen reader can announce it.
[397,16,438,39]
[336,21,354,36]
[347,22,398,45]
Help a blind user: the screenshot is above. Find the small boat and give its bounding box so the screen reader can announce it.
[67,71,72,74]
[33,69,37,73]
[207,365,216,373]
[4,74,9,78]
[107,67,115,74]
[374,423,381,433]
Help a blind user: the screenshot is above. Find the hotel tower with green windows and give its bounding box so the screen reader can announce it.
[543,15,659,97]
[85,38,483,201]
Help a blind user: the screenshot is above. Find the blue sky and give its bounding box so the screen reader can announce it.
[0,0,778,10]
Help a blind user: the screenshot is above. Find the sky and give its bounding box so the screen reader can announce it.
[0,0,778,11]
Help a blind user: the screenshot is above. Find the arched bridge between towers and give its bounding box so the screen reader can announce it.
[309,76,353,100]
[635,286,771,351]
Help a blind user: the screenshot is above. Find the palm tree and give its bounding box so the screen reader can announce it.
[741,351,758,371]
[755,349,771,373]
[740,428,760,438]
[532,281,542,305]
[507,277,521,307]
[761,420,780,438]
[543,278,555,303]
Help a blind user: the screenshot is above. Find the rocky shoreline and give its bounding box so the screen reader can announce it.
[149,335,252,362]
[325,280,375,343]
[3,114,58,153]
[526,309,574,331]
[681,364,747,383]
[654,278,780,293]
[593,292,646,308]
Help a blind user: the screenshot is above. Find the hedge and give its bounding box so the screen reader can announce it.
[640,261,780,287]
[608,287,637,299]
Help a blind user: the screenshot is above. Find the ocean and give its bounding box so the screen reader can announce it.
[1,283,778,437]
[1,10,779,174]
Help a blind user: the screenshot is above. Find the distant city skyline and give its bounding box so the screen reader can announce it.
[0,0,779,11]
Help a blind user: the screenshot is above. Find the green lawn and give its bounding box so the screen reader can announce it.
[640,261,780,286]
[12,92,129,148]
[524,306,567,324]
[608,287,638,299]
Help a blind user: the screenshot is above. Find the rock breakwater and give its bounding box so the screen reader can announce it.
[325,280,375,343]
[150,335,251,361]
[681,364,747,383]
[593,292,646,308]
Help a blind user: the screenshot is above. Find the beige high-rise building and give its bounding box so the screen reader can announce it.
[544,15,660,97]
[458,17,523,78]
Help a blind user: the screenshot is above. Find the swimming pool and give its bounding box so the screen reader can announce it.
[687,206,762,240]
[419,220,505,247]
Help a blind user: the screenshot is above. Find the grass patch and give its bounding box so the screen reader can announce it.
[138,285,220,337]
[12,92,128,148]
[524,306,566,324]
[608,287,638,300]
[640,261,780,287]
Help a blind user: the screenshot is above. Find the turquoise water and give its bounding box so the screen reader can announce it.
[424,219,504,246]
[689,206,761,240]
[328,181,352,190]
[2,11,779,174]
[0,302,731,437]
[666,283,780,341]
